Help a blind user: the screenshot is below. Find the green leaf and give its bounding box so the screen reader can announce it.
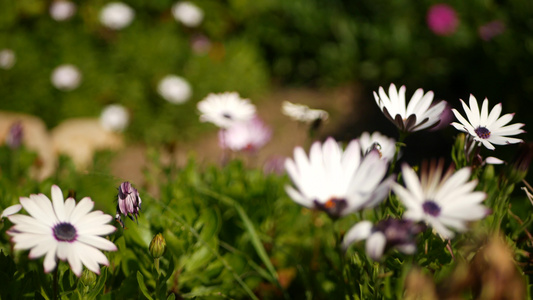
[137,271,154,300]
[86,268,107,299]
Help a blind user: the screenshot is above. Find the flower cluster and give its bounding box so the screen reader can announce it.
[285,83,525,260]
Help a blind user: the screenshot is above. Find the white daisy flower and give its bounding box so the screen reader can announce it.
[171,1,204,27]
[342,219,425,260]
[197,92,256,128]
[7,185,117,277]
[451,95,524,150]
[50,1,76,21]
[100,104,129,132]
[51,64,82,91]
[218,117,272,152]
[1,204,22,219]
[373,83,447,132]
[285,137,393,218]
[0,49,16,69]
[281,101,329,124]
[393,160,488,239]
[99,2,135,30]
[157,75,192,104]
[358,131,396,161]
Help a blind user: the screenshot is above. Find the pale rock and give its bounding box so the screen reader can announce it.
[0,111,57,180]
[51,118,124,170]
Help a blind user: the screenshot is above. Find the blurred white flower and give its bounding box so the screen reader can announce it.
[358,131,396,161]
[99,2,135,30]
[285,137,394,218]
[282,101,329,124]
[157,75,192,104]
[100,104,129,132]
[50,1,76,21]
[51,64,82,91]
[219,117,272,152]
[0,49,16,69]
[172,1,204,27]
[197,92,256,128]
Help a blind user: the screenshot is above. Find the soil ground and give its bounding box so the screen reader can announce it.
[109,85,364,185]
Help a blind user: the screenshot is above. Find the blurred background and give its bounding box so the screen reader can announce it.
[1,0,532,178]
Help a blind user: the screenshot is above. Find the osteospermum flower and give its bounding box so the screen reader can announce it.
[7,185,117,276]
[0,49,16,69]
[282,101,329,124]
[100,104,129,132]
[451,95,524,150]
[51,64,82,91]
[393,160,488,239]
[343,218,425,260]
[374,84,447,132]
[99,2,135,30]
[218,117,272,152]
[50,1,76,21]
[115,181,141,228]
[197,92,256,128]
[285,137,393,218]
[157,75,192,104]
[172,1,204,27]
[358,131,396,161]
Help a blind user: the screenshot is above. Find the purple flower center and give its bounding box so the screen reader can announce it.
[222,113,232,119]
[313,197,347,218]
[475,126,491,139]
[422,201,441,217]
[53,222,77,242]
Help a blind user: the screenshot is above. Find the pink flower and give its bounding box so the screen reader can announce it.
[219,117,272,152]
[427,4,459,36]
[479,20,505,41]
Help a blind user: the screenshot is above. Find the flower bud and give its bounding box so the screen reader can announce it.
[80,269,97,288]
[149,233,166,259]
[507,142,533,183]
[6,122,23,149]
[115,181,141,228]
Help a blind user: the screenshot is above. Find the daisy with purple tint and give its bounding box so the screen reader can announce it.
[285,137,394,218]
[115,181,142,228]
[392,160,488,239]
[451,95,524,150]
[197,92,256,128]
[373,84,447,133]
[7,185,117,277]
[218,117,272,152]
[343,218,425,260]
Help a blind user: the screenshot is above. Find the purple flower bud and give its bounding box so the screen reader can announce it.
[6,121,23,149]
[115,181,141,228]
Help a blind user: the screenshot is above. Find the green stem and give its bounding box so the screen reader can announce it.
[389,131,408,175]
[53,266,59,300]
